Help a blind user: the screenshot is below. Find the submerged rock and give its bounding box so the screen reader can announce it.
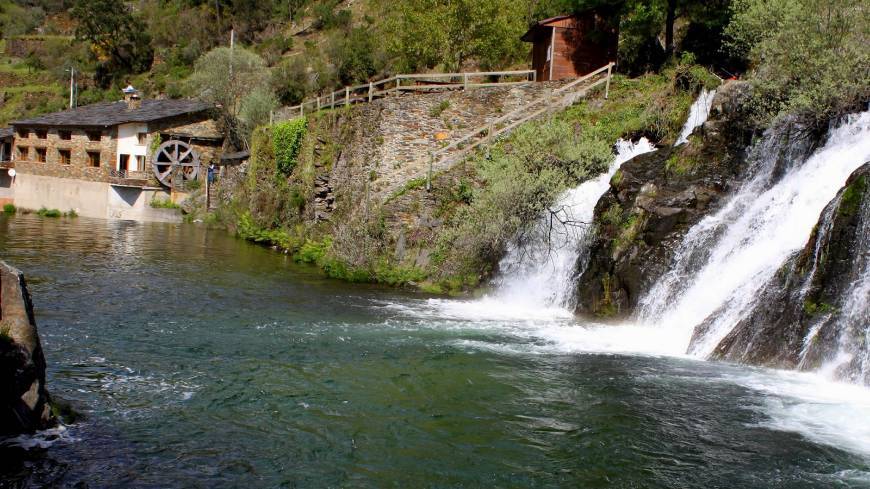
[711,163,870,385]
[0,261,55,435]
[574,81,755,318]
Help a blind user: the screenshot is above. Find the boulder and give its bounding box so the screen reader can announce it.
[0,261,55,435]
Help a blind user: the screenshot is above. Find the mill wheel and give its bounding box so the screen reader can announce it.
[152,140,201,188]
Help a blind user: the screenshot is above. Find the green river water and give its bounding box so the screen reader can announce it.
[0,214,868,488]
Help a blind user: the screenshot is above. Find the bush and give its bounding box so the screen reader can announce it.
[726,0,869,124]
[2,203,15,214]
[36,207,61,217]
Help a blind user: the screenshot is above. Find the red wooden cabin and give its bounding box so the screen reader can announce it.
[522,11,619,82]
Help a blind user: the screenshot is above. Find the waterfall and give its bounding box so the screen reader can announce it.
[491,139,656,311]
[638,110,870,359]
[817,186,870,384]
[675,88,716,146]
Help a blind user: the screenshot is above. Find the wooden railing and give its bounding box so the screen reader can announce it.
[423,62,615,190]
[282,70,537,118]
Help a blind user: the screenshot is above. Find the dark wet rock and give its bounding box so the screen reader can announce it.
[574,81,756,318]
[710,163,870,385]
[0,261,55,435]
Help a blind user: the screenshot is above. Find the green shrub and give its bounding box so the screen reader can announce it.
[64,209,78,217]
[150,198,180,209]
[430,100,451,118]
[272,118,308,176]
[2,203,16,214]
[36,207,61,217]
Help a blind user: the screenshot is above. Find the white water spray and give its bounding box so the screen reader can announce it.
[491,138,657,311]
[675,88,716,146]
[639,110,870,358]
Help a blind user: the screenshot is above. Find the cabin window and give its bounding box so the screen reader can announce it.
[119,154,130,171]
[35,147,47,162]
[87,151,101,167]
[36,129,47,139]
[137,132,147,145]
[86,131,102,142]
[17,129,29,139]
[58,149,71,165]
[17,146,29,160]
[59,130,72,141]
[135,155,146,171]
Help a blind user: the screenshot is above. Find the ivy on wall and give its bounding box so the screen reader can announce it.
[272,117,308,176]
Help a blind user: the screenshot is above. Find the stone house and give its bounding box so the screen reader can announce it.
[6,89,223,220]
[0,128,12,207]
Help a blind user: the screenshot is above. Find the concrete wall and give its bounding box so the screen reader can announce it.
[0,260,54,435]
[11,173,182,223]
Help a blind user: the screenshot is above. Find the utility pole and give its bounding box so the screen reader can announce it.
[66,67,76,109]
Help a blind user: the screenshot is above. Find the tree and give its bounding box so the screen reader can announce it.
[386,0,528,72]
[187,46,273,145]
[71,0,154,87]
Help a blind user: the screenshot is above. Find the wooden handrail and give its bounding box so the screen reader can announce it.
[281,70,537,116]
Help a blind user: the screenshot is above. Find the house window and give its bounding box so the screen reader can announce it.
[35,147,47,162]
[87,151,101,167]
[59,149,71,165]
[86,131,102,142]
[17,146,29,160]
[119,154,130,171]
[36,129,47,139]
[137,132,147,145]
[16,129,29,139]
[136,155,146,171]
[59,130,72,141]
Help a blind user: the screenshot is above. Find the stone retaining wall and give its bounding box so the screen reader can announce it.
[0,260,54,435]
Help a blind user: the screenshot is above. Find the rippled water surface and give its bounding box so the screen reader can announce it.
[1,215,868,488]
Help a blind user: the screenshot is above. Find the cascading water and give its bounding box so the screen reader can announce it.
[675,88,716,146]
[490,138,656,312]
[638,110,870,361]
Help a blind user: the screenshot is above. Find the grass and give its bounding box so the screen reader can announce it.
[2,203,15,214]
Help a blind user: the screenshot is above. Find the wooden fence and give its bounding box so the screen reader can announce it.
[283,70,537,118]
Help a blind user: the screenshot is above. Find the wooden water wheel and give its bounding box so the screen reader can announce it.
[152,140,201,188]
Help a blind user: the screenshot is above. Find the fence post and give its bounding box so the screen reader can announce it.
[605,62,613,100]
[395,76,401,94]
[300,104,304,117]
[368,82,374,102]
[345,87,350,106]
[317,97,321,111]
[426,152,434,191]
[463,73,468,90]
[331,92,335,109]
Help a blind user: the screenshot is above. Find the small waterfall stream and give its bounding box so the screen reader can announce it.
[675,88,716,146]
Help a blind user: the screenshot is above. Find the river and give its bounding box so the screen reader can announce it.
[1,214,869,488]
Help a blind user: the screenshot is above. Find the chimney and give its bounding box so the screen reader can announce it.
[122,85,141,110]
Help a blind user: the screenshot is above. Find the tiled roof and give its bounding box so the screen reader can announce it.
[0,127,12,140]
[10,99,214,128]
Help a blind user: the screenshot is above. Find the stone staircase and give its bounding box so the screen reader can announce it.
[374,63,614,200]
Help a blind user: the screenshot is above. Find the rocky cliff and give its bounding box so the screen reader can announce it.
[711,163,870,384]
[0,260,54,435]
[574,81,755,318]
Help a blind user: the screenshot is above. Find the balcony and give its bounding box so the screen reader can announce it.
[108,169,150,188]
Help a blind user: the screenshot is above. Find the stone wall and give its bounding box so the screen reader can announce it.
[303,82,563,216]
[12,127,117,183]
[0,260,54,435]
